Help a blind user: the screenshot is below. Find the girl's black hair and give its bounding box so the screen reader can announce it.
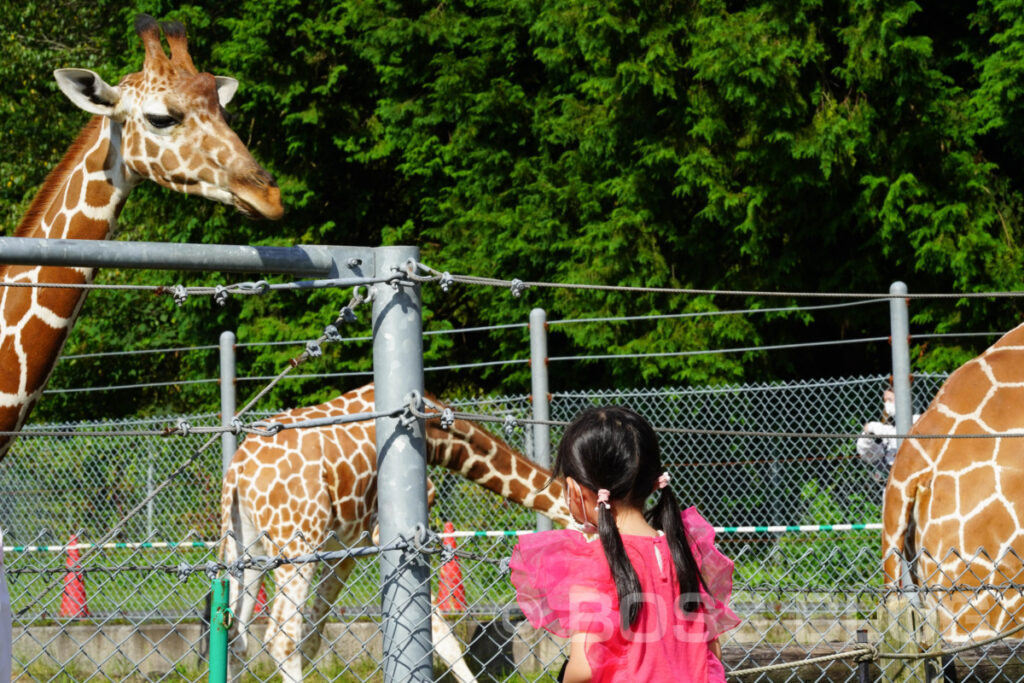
[553,405,706,630]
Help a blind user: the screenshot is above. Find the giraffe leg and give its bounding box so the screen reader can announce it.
[226,567,264,681]
[224,494,264,681]
[267,562,315,683]
[431,601,477,683]
[301,555,356,664]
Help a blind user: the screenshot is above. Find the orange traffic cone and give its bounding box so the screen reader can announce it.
[253,581,268,617]
[436,521,466,612]
[60,535,89,618]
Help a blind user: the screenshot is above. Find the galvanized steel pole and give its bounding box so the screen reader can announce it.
[371,246,431,682]
[219,331,237,475]
[889,281,913,447]
[0,237,350,275]
[529,308,553,532]
[889,281,916,596]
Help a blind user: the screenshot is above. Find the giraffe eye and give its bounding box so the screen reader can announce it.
[145,113,179,129]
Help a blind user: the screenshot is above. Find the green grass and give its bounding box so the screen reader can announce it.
[14,653,562,682]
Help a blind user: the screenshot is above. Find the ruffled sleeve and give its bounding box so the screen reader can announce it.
[683,507,741,640]
[509,530,619,639]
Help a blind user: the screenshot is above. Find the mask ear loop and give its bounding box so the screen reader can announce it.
[566,480,584,525]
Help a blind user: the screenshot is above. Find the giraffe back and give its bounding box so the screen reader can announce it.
[220,384,569,559]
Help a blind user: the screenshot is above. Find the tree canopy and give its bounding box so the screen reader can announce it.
[2,0,1023,421]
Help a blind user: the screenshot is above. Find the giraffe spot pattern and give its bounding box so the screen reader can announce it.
[883,321,1024,639]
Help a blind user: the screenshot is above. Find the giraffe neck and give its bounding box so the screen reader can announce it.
[0,116,134,458]
[427,419,569,524]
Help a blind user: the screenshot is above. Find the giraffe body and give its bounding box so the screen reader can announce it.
[220,384,569,682]
[882,322,1024,639]
[0,15,282,460]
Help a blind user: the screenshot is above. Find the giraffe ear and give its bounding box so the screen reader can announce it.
[54,69,120,116]
[214,76,239,107]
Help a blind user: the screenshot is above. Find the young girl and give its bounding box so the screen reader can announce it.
[510,406,739,682]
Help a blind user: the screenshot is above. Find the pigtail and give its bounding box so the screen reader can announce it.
[596,499,644,630]
[647,486,706,612]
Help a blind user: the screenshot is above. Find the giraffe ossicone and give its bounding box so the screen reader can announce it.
[0,14,282,461]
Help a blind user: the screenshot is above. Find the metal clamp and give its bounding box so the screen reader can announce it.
[401,391,423,428]
[170,284,188,307]
[440,272,454,292]
[323,324,343,343]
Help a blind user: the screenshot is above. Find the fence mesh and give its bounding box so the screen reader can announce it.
[10,373,1024,682]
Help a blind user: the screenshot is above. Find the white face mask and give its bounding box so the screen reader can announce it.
[566,482,598,535]
[884,400,896,417]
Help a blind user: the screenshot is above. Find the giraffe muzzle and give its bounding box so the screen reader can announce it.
[231,171,284,220]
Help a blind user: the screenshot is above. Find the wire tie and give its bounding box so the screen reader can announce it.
[498,556,512,575]
[502,414,519,438]
[176,419,192,437]
[213,285,230,306]
[250,421,283,436]
[510,279,526,297]
[170,284,188,307]
[176,562,192,583]
[230,418,244,435]
[237,280,270,295]
[440,272,454,292]
[305,340,322,358]
[440,408,455,430]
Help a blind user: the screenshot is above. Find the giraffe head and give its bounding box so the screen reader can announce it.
[52,15,283,220]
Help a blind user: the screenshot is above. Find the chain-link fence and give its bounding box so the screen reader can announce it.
[11,373,1024,682]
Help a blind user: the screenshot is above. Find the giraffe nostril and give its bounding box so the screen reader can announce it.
[255,169,278,189]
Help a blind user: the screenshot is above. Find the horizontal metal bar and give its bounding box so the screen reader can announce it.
[0,238,375,277]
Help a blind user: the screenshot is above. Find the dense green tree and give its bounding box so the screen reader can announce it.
[2,0,1023,421]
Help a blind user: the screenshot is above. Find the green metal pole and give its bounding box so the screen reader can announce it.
[209,577,230,683]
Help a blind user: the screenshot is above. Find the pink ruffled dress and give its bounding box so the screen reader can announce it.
[510,507,739,683]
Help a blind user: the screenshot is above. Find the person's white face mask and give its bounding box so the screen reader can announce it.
[884,400,896,417]
[565,480,598,535]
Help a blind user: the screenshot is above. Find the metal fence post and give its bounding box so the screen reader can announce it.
[208,576,229,683]
[529,308,553,533]
[146,462,154,537]
[887,280,930,682]
[0,533,10,683]
[371,246,431,682]
[857,628,872,683]
[889,282,912,447]
[219,331,237,475]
